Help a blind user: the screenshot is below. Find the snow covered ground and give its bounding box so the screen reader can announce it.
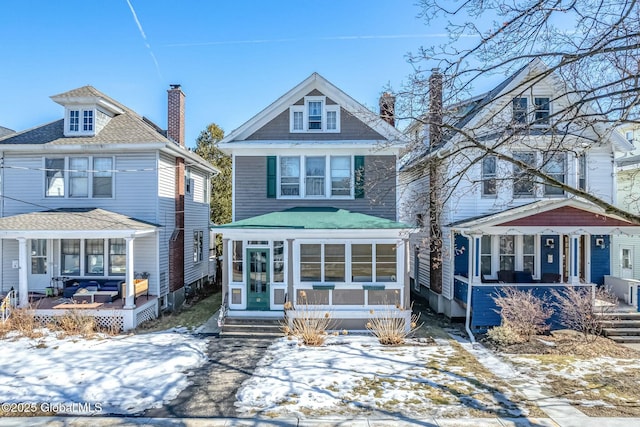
[0,329,208,414]
[235,335,530,418]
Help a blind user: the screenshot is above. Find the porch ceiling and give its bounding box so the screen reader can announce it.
[0,208,159,238]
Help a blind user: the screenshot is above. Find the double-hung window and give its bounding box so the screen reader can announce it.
[482,156,497,196]
[499,236,515,271]
[193,231,203,263]
[308,101,322,130]
[513,152,535,197]
[543,152,565,196]
[577,153,586,191]
[512,98,528,124]
[45,158,65,197]
[330,156,351,196]
[85,239,104,276]
[280,157,300,196]
[69,157,89,197]
[61,239,80,275]
[93,157,113,198]
[305,157,325,196]
[480,236,492,275]
[83,110,94,131]
[534,97,550,125]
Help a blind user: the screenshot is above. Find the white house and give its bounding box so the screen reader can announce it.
[400,59,640,331]
[0,85,216,330]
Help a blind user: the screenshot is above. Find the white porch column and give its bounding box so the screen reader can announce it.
[402,238,410,309]
[124,237,135,309]
[17,238,28,307]
[569,234,580,285]
[222,238,229,307]
[470,234,482,285]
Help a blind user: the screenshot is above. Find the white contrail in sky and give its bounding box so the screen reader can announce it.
[166,33,470,48]
[125,0,162,79]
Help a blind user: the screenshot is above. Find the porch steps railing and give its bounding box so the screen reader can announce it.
[220,317,283,339]
[599,312,640,344]
[1,290,16,323]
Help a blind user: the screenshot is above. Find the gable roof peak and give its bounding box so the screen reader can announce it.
[50,85,126,115]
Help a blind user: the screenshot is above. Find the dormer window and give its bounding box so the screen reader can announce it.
[66,108,95,135]
[290,96,340,133]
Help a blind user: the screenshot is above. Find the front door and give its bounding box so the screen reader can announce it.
[28,239,50,290]
[621,246,634,279]
[247,248,269,310]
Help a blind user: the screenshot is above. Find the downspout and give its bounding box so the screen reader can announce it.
[460,230,476,344]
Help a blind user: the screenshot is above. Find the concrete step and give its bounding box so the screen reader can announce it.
[220,317,284,338]
[602,327,640,336]
[608,335,640,344]
[597,312,640,321]
[599,319,640,328]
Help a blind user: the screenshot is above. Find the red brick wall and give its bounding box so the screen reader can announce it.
[167,85,185,146]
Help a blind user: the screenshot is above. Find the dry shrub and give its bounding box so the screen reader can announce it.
[486,324,527,346]
[4,306,43,339]
[492,287,553,342]
[54,310,98,338]
[551,285,617,343]
[367,304,421,345]
[282,292,337,346]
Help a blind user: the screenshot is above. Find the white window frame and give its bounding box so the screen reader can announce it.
[489,235,539,278]
[511,95,552,127]
[65,107,96,136]
[542,152,566,196]
[59,238,126,277]
[294,239,400,286]
[533,97,551,127]
[44,156,115,199]
[289,96,340,133]
[481,155,497,197]
[277,155,353,199]
[193,230,204,263]
[512,151,536,197]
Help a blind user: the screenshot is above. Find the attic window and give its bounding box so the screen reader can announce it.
[66,108,95,135]
[290,96,340,133]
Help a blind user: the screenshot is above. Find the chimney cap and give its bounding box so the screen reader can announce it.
[169,84,182,90]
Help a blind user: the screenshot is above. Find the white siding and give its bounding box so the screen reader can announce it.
[157,153,176,296]
[184,167,211,286]
[1,239,19,293]
[133,235,158,295]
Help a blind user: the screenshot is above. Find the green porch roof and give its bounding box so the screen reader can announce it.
[215,207,408,230]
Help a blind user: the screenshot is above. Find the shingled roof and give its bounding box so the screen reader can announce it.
[0,86,171,146]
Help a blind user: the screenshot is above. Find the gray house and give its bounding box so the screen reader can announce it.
[212,73,410,329]
[0,85,216,329]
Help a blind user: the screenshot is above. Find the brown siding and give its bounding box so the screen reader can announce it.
[234,156,397,221]
[245,108,385,140]
[333,289,365,305]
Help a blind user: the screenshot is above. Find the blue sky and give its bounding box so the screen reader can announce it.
[1,0,443,148]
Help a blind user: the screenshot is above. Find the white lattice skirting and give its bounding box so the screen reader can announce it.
[34,299,159,332]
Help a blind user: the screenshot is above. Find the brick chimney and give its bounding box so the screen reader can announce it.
[379,92,396,126]
[168,84,185,302]
[428,69,443,148]
[167,84,185,146]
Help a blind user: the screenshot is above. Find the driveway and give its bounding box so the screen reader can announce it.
[143,336,274,418]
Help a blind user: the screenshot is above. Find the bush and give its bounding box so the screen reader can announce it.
[366,304,421,345]
[486,324,527,346]
[282,291,338,346]
[492,287,553,342]
[54,309,98,338]
[551,285,617,343]
[3,306,43,339]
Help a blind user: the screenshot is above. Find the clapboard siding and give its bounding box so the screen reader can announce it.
[1,152,158,222]
[590,235,610,285]
[157,153,176,295]
[470,284,592,331]
[234,155,397,221]
[0,239,18,292]
[246,108,384,141]
[134,235,158,295]
[184,167,211,286]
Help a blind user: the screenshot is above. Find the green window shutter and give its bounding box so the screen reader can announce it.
[267,156,277,198]
[354,155,365,199]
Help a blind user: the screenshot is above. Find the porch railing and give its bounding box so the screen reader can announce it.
[1,290,16,323]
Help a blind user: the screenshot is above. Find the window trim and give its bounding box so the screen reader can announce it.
[65,107,96,136]
[289,96,340,133]
[294,240,400,285]
[193,230,204,263]
[277,155,354,199]
[485,235,539,278]
[512,151,536,197]
[44,156,115,199]
[542,152,566,196]
[481,155,497,197]
[511,95,552,127]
